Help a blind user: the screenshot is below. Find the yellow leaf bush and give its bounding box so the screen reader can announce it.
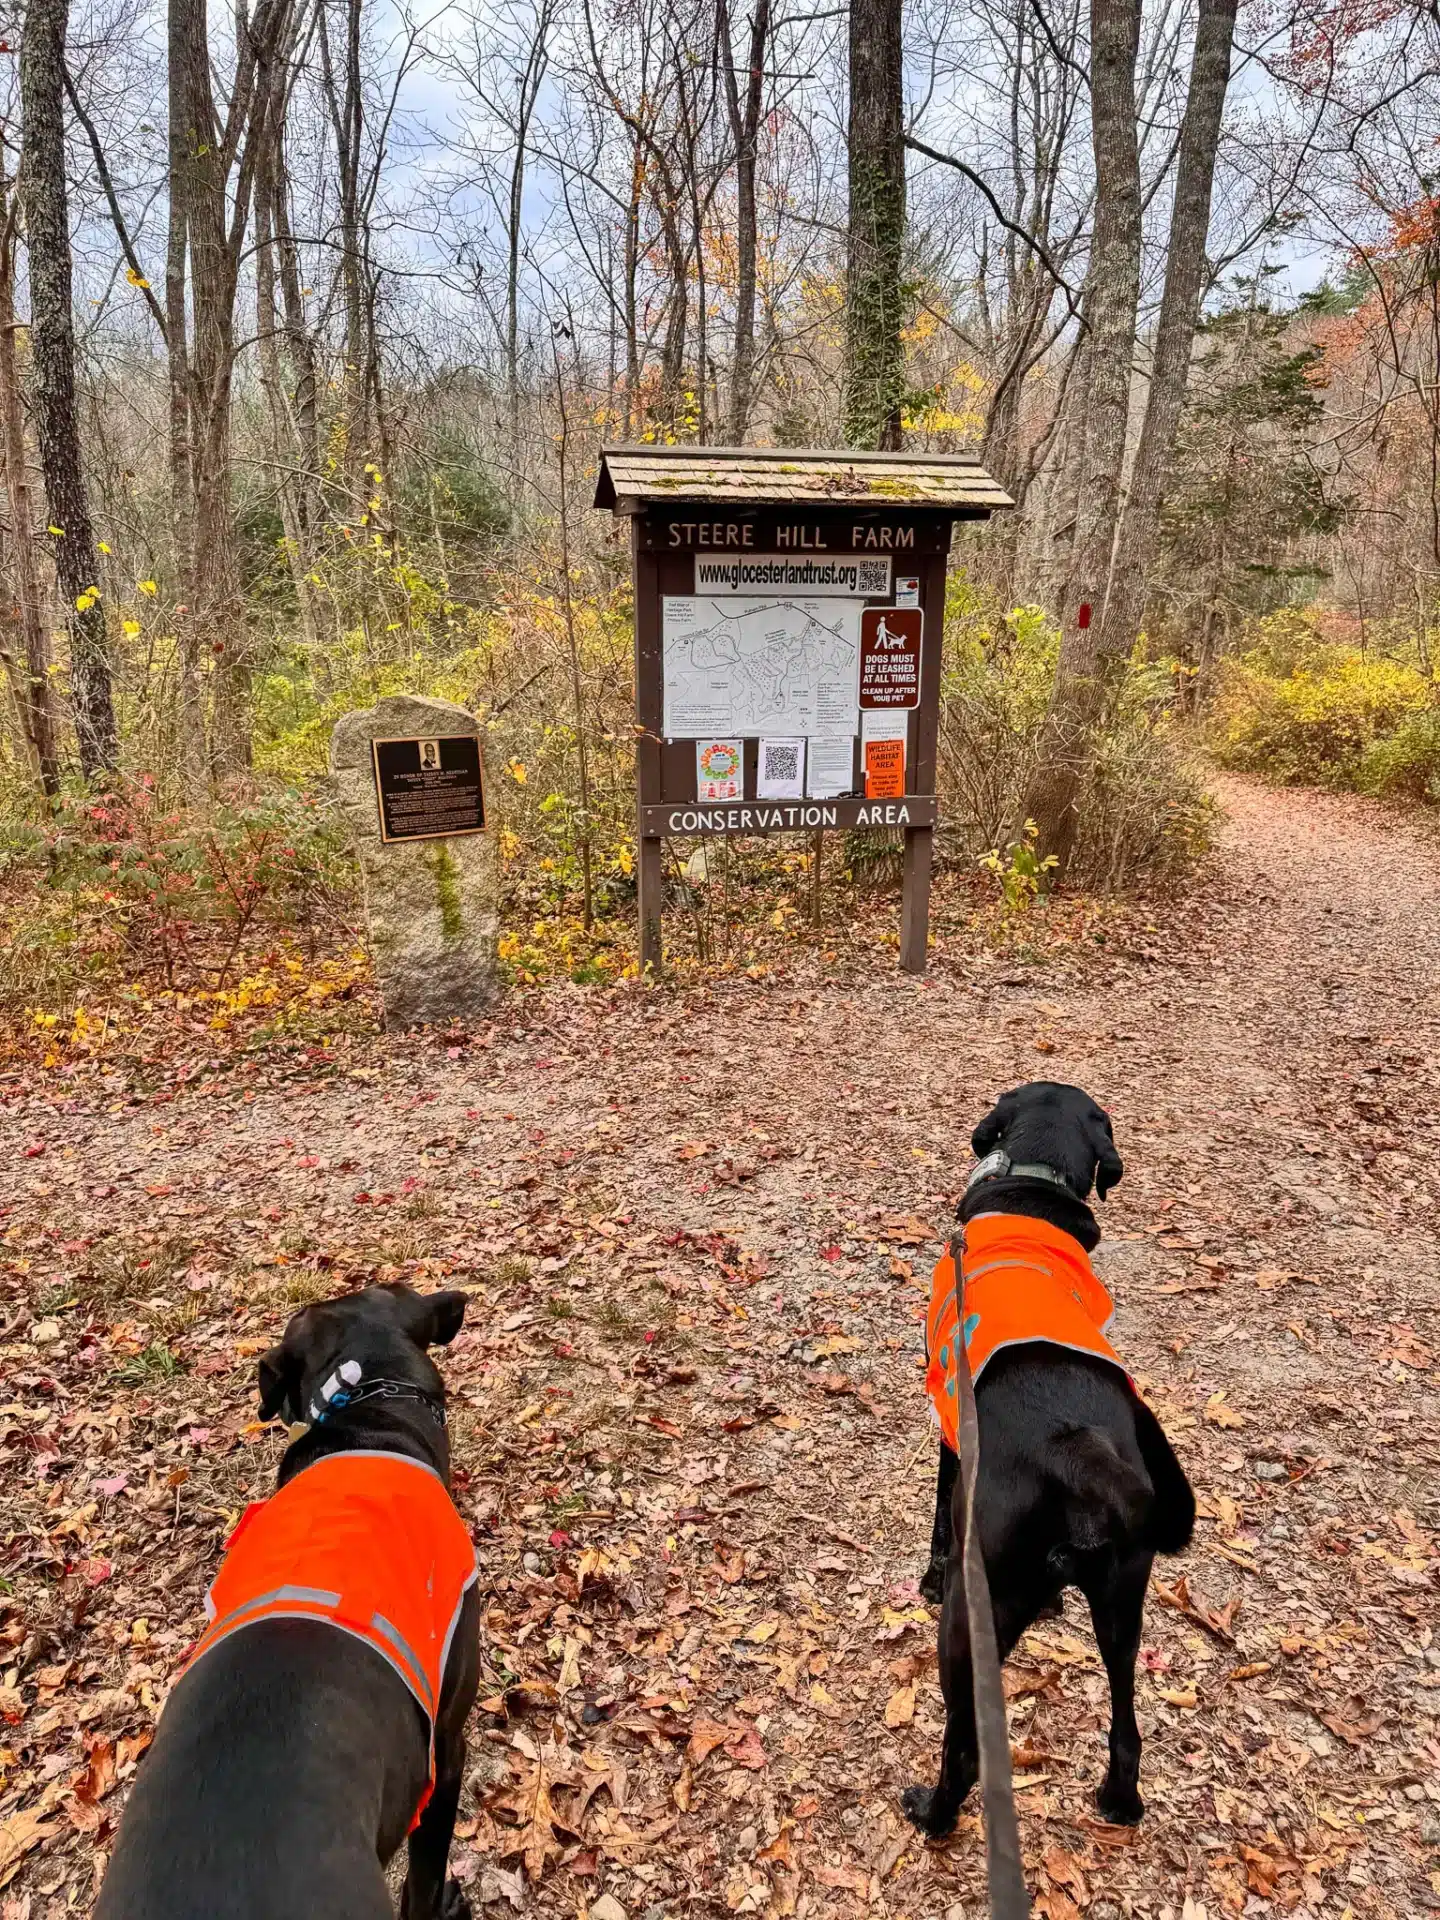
[1211,613,1440,796]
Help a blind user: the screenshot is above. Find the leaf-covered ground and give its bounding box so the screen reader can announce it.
[3,774,1438,1920]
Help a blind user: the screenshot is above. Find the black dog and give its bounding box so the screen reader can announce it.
[96,1284,480,1920]
[905,1083,1194,1835]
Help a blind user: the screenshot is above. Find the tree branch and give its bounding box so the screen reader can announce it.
[903,132,1086,325]
[61,64,169,344]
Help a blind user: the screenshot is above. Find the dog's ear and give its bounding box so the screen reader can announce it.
[258,1343,300,1421]
[393,1287,469,1349]
[971,1090,1016,1157]
[1088,1108,1124,1200]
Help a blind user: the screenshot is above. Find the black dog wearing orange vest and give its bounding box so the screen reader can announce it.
[904,1083,1195,1836]
[96,1284,480,1920]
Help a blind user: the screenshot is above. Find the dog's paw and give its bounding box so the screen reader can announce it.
[438,1878,473,1920]
[901,1784,956,1838]
[918,1559,946,1606]
[1095,1780,1144,1826]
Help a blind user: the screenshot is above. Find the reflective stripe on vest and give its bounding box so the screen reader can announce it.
[925,1213,1127,1454]
[185,1449,477,1829]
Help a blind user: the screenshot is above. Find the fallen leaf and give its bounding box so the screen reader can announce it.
[1320,1705,1384,1746]
[73,1737,116,1805]
[724,1724,768,1770]
[810,1862,868,1892]
[1204,1391,1245,1429]
[0,1808,52,1888]
[1154,1574,1239,1643]
[1042,1845,1088,1904]
[687,1718,732,1765]
[883,1684,915,1727]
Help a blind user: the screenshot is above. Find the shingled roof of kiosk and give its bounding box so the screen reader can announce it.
[593,444,1014,516]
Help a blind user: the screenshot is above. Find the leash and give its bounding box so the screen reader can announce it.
[950,1228,1031,1920]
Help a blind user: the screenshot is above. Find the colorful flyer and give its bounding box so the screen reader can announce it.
[696,738,743,801]
[864,737,905,799]
[756,737,805,800]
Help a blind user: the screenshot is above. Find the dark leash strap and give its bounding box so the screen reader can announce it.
[950,1229,1031,1920]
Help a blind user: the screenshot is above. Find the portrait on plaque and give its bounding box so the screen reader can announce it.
[371,734,486,844]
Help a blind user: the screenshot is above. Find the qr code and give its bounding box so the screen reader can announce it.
[764,744,800,781]
[858,560,890,594]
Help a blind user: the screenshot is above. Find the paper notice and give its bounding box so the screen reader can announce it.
[756,737,805,800]
[862,708,909,744]
[662,599,733,737]
[864,737,905,799]
[807,737,856,798]
[895,576,920,608]
[696,739,743,801]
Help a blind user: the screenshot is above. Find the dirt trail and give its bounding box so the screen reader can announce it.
[3,775,1439,1920]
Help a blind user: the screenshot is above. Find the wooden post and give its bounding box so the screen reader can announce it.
[633,518,666,972]
[898,545,949,974]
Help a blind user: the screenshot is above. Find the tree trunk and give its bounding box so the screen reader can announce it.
[1036,332,1090,610]
[164,0,205,793]
[623,130,643,435]
[1099,0,1237,662]
[320,0,370,488]
[505,4,550,496]
[271,133,321,537]
[721,0,771,442]
[19,0,118,782]
[256,168,320,656]
[1023,0,1141,865]
[843,0,906,449]
[0,163,57,797]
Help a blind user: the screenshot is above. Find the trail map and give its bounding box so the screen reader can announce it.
[662,596,861,738]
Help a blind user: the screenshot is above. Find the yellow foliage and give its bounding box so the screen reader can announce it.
[1212,623,1438,796]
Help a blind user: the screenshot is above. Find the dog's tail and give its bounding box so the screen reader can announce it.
[1043,1425,1155,1581]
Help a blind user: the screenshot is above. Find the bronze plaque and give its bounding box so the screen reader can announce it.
[372,735,486,843]
[859,607,923,708]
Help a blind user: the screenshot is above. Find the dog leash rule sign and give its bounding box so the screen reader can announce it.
[859,608,922,709]
[371,735,486,843]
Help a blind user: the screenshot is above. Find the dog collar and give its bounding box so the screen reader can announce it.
[965,1150,1080,1199]
[308,1361,447,1429]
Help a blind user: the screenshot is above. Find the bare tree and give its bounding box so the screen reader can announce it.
[20,0,118,780]
[167,0,300,774]
[1100,0,1238,661]
[0,152,56,796]
[718,0,772,440]
[1024,0,1142,863]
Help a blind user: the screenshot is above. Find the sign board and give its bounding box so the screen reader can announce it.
[864,737,905,798]
[593,445,1011,975]
[641,796,936,835]
[372,735,486,844]
[859,608,922,709]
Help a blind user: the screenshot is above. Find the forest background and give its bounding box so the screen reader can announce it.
[1,0,1439,1047]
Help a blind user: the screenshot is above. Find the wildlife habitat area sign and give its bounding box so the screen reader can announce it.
[372,735,487,843]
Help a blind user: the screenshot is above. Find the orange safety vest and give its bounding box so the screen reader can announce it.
[925,1213,1126,1453]
[186,1449,477,1828]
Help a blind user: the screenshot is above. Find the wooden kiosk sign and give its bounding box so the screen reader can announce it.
[594,446,1012,973]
